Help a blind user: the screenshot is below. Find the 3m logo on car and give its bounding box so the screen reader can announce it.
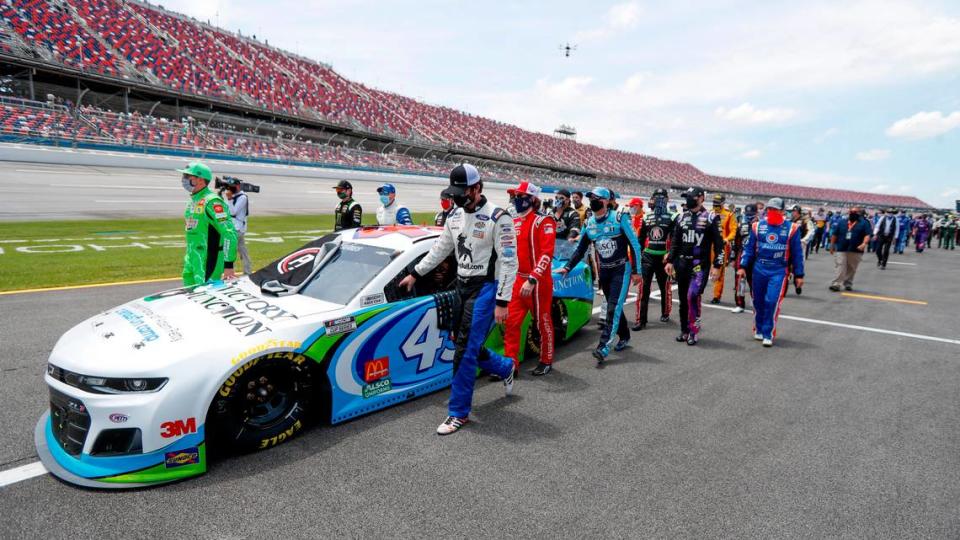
[160,418,197,438]
[363,357,389,383]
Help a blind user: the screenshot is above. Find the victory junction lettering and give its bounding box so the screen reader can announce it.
[150,284,299,337]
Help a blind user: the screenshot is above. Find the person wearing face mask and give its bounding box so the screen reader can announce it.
[632,190,674,330]
[873,207,899,269]
[435,191,455,226]
[895,210,911,254]
[731,203,758,314]
[176,161,238,286]
[557,187,642,367]
[399,164,517,435]
[552,188,581,243]
[709,194,736,305]
[913,214,931,253]
[332,180,362,232]
[504,181,557,376]
[571,191,590,224]
[664,187,723,346]
[738,198,804,347]
[375,183,413,226]
[829,206,872,291]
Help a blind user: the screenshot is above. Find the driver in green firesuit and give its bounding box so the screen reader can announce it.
[177,162,238,286]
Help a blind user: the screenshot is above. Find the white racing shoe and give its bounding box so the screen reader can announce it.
[437,416,469,435]
[503,368,515,396]
[762,338,773,347]
[731,306,745,313]
[754,333,763,341]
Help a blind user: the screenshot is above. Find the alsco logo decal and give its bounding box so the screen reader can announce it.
[363,357,389,383]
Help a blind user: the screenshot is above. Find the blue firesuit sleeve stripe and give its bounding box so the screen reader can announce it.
[619,213,643,273]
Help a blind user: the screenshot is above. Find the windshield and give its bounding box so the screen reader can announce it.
[299,243,397,305]
[553,237,578,261]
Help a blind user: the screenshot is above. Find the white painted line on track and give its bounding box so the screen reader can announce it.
[887,261,917,266]
[94,199,184,203]
[0,461,46,488]
[663,294,960,346]
[51,184,180,190]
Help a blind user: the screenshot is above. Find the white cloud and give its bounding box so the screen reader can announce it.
[715,103,797,125]
[575,2,641,42]
[885,111,960,140]
[814,127,839,144]
[855,149,891,161]
[740,149,762,159]
[536,76,594,101]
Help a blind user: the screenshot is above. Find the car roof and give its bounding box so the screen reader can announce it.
[340,225,442,250]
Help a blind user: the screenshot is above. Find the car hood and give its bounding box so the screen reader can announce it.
[49,279,342,376]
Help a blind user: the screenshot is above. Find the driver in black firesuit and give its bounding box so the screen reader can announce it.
[632,188,675,331]
[664,187,723,345]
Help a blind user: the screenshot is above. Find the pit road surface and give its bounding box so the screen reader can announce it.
[2,245,959,537]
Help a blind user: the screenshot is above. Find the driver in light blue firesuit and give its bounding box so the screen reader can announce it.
[738,197,805,347]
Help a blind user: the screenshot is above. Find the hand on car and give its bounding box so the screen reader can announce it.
[223,268,237,281]
[399,274,417,291]
[555,267,569,275]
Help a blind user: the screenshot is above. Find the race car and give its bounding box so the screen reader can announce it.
[35,225,594,488]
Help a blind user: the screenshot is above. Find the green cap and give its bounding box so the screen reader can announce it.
[177,161,212,182]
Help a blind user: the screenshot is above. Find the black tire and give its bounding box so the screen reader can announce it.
[524,299,570,355]
[207,352,316,454]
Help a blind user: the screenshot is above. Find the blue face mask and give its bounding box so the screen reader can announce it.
[181,176,195,193]
[379,195,391,205]
[513,196,533,214]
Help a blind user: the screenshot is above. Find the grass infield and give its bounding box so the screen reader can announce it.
[0,213,437,292]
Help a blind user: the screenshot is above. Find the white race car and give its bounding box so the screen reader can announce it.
[35,226,595,488]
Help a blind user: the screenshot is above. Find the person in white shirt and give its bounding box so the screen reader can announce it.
[375,183,413,226]
[223,178,252,274]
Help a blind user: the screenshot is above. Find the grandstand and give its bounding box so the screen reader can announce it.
[0,0,931,209]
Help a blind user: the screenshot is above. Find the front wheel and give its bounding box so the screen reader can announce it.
[207,352,316,454]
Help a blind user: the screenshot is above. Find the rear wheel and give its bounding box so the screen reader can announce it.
[207,352,316,454]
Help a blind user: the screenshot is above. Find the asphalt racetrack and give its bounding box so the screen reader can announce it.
[2,242,959,537]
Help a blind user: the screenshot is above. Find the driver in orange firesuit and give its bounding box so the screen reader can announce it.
[503,181,557,376]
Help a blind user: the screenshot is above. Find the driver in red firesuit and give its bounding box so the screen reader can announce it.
[503,181,557,376]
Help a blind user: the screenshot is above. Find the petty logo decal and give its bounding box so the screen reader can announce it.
[164,447,200,468]
[109,413,128,424]
[277,247,322,273]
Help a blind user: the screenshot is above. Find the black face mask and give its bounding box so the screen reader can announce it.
[453,193,472,208]
[849,212,859,221]
[684,195,698,208]
[589,198,605,212]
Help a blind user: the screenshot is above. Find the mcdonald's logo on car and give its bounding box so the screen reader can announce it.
[363,357,389,383]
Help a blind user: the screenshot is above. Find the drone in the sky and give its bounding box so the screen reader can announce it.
[559,43,578,58]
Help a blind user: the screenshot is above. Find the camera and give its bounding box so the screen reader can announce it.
[215,175,261,193]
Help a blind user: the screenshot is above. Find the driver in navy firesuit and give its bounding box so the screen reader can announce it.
[738,197,805,347]
[399,164,517,435]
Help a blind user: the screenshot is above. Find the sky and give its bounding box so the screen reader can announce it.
[156,0,960,208]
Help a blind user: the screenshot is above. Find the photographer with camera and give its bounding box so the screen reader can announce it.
[217,175,254,275]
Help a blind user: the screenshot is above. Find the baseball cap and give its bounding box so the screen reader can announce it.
[744,203,758,214]
[177,161,212,182]
[652,188,668,198]
[628,197,643,207]
[712,193,726,205]
[445,163,481,197]
[376,183,396,195]
[767,197,786,211]
[790,204,802,212]
[556,189,571,198]
[683,186,705,198]
[507,181,541,199]
[586,186,611,200]
[332,180,353,190]
[610,191,620,200]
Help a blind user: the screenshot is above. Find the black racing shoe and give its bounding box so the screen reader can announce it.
[592,347,607,368]
[631,322,646,331]
[795,286,802,295]
[844,285,853,291]
[614,338,630,352]
[829,285,841,291]
[709,297,721,304]
[686,334,699,346]
[676,333,689,343]
[531,362,552,376]
[659,315,670,322]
